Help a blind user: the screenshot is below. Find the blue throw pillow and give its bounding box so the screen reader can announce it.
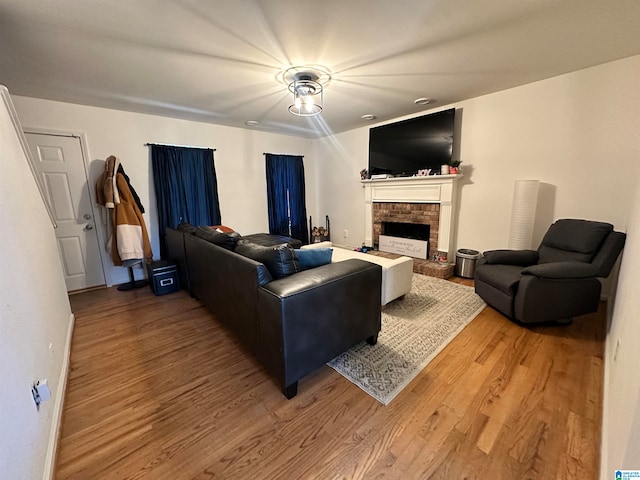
[295,248,333,270]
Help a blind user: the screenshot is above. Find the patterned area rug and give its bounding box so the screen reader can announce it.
[328,274,486,405]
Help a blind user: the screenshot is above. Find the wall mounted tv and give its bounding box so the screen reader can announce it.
[368,108,455,177]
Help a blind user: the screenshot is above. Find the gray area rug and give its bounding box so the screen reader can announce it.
[328,274,486,405]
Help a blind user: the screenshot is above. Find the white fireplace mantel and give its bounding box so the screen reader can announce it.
[362,174,463,255]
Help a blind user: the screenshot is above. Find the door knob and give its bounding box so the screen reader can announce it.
[83,214,92,220]
[85,224,94,231]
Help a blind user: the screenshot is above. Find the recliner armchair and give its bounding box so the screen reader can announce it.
[474,219,626,324]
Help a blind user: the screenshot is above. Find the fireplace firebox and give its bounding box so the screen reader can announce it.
[377,222,431,259]
[381,222,430,241]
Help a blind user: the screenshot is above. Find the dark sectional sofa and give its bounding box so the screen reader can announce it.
[165,227,382,398]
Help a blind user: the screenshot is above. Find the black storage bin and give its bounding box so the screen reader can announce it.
[147,260,180,296]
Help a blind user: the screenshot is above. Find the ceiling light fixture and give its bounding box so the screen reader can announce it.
[414,97,434,105]
[361,114,377,121]
[245,120,259,126]
[289,73,322,116]
[281,66,331,117]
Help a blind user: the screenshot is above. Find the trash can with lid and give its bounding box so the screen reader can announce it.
[455,249,481,278]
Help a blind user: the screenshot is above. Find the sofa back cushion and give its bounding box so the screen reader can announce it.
[194,226,238,250]
[240,233,303,250]
[295,248,333,270]
[235,241,301,279]
[538,219,613,264]
[177,222,197,234]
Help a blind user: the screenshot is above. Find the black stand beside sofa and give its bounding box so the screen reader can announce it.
[165,226,382,398]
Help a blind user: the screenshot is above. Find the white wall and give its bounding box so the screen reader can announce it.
[317,55,640,253]
[0,90,73,480]
[311,130,370,248]
[601,188,640,477]
[315,54,640,479]
[12,97,318,286]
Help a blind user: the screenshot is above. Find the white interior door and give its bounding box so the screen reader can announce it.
[25,132,106,292]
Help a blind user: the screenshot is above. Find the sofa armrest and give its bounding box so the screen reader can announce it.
[514,273,602,323]
[165,228,189,290]
[590,230,626,277]
[521,261,600,279]
[258,259,382,390]
[300,241,333,250]
[483,249,539,266]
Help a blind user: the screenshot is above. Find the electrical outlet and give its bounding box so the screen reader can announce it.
[343,229,348,238]
[31,379,51,410]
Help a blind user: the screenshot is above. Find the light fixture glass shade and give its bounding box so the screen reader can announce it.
[288,77,323,116]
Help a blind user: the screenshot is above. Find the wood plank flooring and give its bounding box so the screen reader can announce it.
[55,276,604,479]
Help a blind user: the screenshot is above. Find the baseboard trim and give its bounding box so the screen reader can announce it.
[43,312,75,480]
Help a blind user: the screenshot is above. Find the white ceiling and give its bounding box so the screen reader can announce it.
[1,0,639,138]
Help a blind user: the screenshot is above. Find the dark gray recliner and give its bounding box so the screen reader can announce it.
[474,219,626,324]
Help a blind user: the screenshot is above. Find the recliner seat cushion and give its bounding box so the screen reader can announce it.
[474,264,524,296]
[235,241,301,279]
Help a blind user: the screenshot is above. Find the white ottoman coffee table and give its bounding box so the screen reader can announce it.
[301,242,413,305]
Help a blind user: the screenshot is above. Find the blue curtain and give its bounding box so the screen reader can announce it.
[151,145,221,256]
[265,154,309,244]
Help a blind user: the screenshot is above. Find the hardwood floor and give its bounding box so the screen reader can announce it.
[56,276,604,479]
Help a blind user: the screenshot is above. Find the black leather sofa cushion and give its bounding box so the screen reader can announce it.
[235,241,301,279]
[177,222,197,234]
[194,226,237,250]
[241,233,303,249]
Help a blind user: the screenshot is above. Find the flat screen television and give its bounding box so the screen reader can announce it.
[368,108,455,177]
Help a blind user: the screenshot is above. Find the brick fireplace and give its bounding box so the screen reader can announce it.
[362,175,463,277]
[373,203,440,259]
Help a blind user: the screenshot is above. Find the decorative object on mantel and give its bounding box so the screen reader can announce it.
[448,159,462,174]
[327,273,486,405]
[440,164,450,175]
[360,168,368,180]
[416,168,431,176]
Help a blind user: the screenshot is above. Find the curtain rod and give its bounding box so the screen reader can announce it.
[145,142,216,151]
[263,152,304,157]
